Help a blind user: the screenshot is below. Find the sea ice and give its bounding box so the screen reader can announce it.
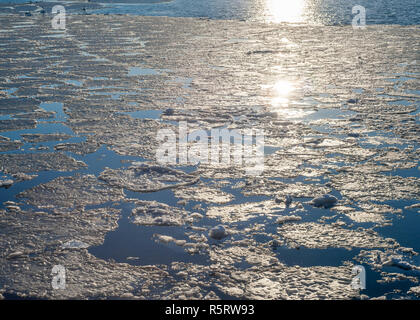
[209,225,228,240]
[275,215,302,224]
[62,240,89,250]
[0,179,13,188]
[310,194,338,208]
[275,195,292,207]
[99,163,199,192]
[130,200,187,226]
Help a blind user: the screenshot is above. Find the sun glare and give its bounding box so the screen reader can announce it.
[273,80,295,97]
[265,0,305,23]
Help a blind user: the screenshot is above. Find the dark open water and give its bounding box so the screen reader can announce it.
[0,0,419,25]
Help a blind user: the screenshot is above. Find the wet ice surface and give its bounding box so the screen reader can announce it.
[0,14,419,300]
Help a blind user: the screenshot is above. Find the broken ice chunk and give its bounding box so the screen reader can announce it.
[99,163,199,192]
[0,179,13,188]
[310,194,338,208]
[6,251,24,259]
[347,98,358,104]
[209,225,228,240]
[383,257,420,272]
[408,286,420,297]
[275,215,302,224]
[275,195,292,207]
[61,240,89,250]
[163,108,175,116]
[153,234,176,244]
[130,200,186,226]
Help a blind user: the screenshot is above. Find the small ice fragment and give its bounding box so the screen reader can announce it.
[274,195,292,207]
[7,251,24,259]
[126,257,140,261]
[405,203,420,210]
[190,213,203,220]
[3,201,17,206]
[270,239,281,249]
[383,257,415,271]
[209,225,228,240]
[408,286,420,297]
[285,195,292,207]
[275,215,302,224]
[153,234,175,244]
[310,194,338,208]
[12,173,37,182]
[0,179,13,188]
[61,240,89,250]
[163,108,174,116]
[174,240,187,246]
[6,205,21,212]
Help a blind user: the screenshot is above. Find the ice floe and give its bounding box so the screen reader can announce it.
[17,174,124,209]
[0,153,86,174]
[209,225,228,240]
[99,163,199,192]
[310,194,338,209]
[278,222,398,249]
[173,183,234,204]
[62,240,89,250]
[0,179,13,188]
[130,200,187,226]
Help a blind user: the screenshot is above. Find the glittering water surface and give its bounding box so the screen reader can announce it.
[1,0,420,25]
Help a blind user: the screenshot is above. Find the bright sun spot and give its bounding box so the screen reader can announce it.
[266,80,295,107]
[265,0,305,23]
[267,79,314,119]
[273,80,295,97]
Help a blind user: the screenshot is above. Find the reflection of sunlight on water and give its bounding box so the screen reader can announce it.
[277,108,314,119]
[266,79,315,119]
[265,0,305,23]
[265,79,295,109]
[273,80,295,96]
